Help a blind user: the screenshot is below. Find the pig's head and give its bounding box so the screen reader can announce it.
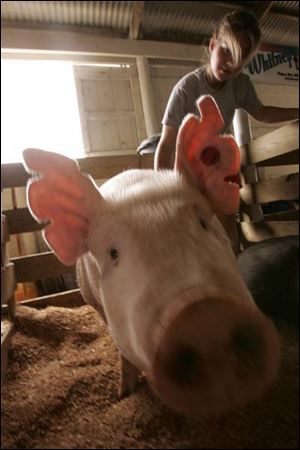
[23,95,280,417]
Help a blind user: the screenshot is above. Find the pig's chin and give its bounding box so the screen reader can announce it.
[149,293,280,417]
[202,176,240,215]
[207,184,240,215]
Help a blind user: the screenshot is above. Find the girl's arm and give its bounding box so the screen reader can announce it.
[154,125,178,170]
[251,105,299,123]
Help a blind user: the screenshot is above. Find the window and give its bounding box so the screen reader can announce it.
[1,59,85,163]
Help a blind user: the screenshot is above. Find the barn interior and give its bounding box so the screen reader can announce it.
[1,2,299,449]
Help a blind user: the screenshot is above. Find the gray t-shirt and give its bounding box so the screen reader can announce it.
[162,67,263,133]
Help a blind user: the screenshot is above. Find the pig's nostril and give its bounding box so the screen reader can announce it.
[201,146,221,166]
[167,345,201,385]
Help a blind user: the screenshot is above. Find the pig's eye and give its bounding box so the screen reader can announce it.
[110,247,119,260]
[199,218,208,230]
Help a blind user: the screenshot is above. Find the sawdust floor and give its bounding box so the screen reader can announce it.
[1,305,299,449]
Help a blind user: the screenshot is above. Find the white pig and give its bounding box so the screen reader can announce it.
[23,95,280,416]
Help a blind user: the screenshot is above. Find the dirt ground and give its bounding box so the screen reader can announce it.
[1,304,299,449]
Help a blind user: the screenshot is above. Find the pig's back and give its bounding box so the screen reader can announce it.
[99,169,186,200]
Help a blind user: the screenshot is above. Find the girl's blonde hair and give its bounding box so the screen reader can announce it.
[213,10,261,67]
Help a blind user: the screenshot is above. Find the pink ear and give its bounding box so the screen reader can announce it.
[23,148,99,265]
[23,148,80,177]
[197,95,224,134]
[175,96,241,215]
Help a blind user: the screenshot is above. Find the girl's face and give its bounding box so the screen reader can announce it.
[209,33,251,83]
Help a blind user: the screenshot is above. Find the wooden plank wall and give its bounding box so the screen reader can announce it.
[1,152,154,312]
[239,120,299,246]
[1,119,299,310]
[1,208,17,384]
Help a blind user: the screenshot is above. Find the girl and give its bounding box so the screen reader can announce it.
[154,9,298,253]
[155,9,298,169]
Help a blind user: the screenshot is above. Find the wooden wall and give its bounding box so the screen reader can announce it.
[1,120,298,312]
[239,121,299,246]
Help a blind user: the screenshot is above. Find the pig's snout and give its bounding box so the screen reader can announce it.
[151,294,280,416]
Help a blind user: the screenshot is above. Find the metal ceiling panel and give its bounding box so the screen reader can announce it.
[1,1,299,48]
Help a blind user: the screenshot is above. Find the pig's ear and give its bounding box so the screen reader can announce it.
[174,95,241,216]
[197,95,224,134]
[23,148,102,266]
[174,114,201,188]
[174,95,224,186]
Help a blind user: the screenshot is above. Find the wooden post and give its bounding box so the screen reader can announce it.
[136,56,160,137]
[233,109,263,248]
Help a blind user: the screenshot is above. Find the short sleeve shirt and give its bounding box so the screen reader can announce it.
[162,67,263,134]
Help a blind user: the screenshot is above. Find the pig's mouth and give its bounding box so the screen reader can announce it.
[224,172,242,188]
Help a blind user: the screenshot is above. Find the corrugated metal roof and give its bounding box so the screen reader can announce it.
[1,1,299,49]
[1,1,132,29]
[261,13,299,47]
[142,3,230,40]
[272,1,299,13]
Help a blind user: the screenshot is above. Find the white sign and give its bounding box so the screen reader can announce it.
[244,52,299,84]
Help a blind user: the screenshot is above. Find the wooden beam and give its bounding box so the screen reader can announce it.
[3,208,44,235]
[257,165,299,181]
[1,321,15,384]
[1,162,29,189]
[137,56,160,136]
[263,210,299,222]
[1,153,141,189]
[1,151,154,190]
[240,207,298,223]
[239,203,264,222]
[1,263,16,305]
[240,173,299,205]
[1,27,205,62]
[129,1,144,40]
[255,150,299,168]
[1,49,136,65]
[11,251,75,283]
[1,215,9,246]
[240,121,299,166]
[19,288,84,309]
[1,289,84,316]
[240,220,299,243]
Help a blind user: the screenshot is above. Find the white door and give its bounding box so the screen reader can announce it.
[74,65,142,155]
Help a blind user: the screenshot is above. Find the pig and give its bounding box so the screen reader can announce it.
[237,236,299,328]
[22,95,280,417]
